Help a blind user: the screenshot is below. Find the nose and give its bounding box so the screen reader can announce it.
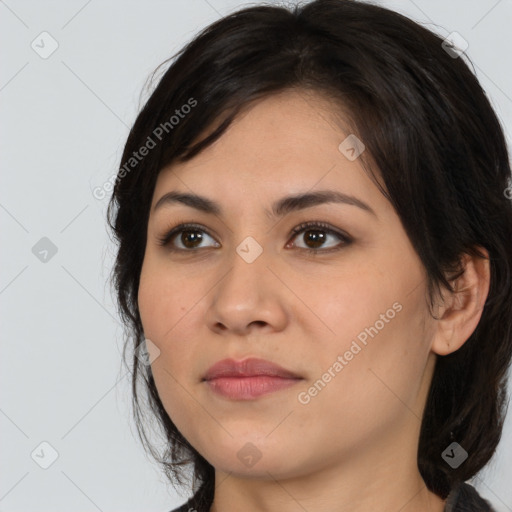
[204,245,288,336]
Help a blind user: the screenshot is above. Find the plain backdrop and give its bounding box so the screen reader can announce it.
[1,0,511,511]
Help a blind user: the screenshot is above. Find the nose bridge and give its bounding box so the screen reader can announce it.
[216,235,268,307]
[205,233,287,334]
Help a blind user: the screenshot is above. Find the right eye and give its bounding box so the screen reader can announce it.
[157,223,220,251]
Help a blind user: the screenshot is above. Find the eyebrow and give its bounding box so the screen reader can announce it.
[153,190,377,218]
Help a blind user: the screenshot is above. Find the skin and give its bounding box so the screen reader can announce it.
[137,89,490,512]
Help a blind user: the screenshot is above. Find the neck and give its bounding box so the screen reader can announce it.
[209,416,447,512]
[210,463,447,512]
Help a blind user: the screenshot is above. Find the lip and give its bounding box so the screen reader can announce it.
[203,357,302,400]
[203,357,301,380]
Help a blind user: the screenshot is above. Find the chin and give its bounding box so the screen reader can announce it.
[201,439,307,479]
[212,456,299,480]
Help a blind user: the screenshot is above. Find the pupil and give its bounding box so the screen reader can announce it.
[179,229,327,249]
[182,230,202,248]
[305,230,325,248]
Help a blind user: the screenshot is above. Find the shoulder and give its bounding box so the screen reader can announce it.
[168,499,197,512]
[168,481,213,512]
[168,489,211,512]
[445,482,496,512]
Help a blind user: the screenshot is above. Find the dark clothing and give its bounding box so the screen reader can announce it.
[169,482,495,512]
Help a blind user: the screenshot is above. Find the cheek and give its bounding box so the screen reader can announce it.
[301,261,431,408]
[295,299,430,447]
[138,270,193,381]
[138,266,203,436]
[137,257,206,375]
[293,264,398,355]
[138,257,192,340]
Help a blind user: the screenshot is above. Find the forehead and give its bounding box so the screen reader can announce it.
[152,90,379,203]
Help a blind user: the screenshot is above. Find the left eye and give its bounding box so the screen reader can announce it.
[287,222,351,251]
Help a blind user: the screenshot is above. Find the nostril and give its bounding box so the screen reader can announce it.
[249,320,267,328]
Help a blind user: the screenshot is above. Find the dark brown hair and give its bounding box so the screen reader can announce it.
[107,0,512,508]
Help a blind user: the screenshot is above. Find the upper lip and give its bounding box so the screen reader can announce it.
[203,357,302,380]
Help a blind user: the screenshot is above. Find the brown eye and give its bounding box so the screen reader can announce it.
[301,229,327,249]
[288,221,352,253]
[179,229,204,249]
[157,223,220,250]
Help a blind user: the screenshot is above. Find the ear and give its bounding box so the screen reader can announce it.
[431,247,491,356]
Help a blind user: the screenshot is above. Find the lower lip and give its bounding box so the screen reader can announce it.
[205,376,301,400]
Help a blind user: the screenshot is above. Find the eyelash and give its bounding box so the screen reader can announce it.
[156,221,352,254]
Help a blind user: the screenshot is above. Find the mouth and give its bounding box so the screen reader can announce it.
[202,357,303,400]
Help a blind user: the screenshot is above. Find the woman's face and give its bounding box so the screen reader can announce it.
[138,90,439,480]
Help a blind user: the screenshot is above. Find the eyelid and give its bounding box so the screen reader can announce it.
[156,220,353,252]
[289,220,349,238]
[156,222,218,247]
[287,220,352,251]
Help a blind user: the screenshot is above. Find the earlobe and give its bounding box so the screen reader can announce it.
[431,247,491,357]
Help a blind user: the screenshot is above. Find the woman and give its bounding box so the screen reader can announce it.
[107,1,512,510]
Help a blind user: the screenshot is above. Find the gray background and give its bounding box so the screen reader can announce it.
[1,0,511,511]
